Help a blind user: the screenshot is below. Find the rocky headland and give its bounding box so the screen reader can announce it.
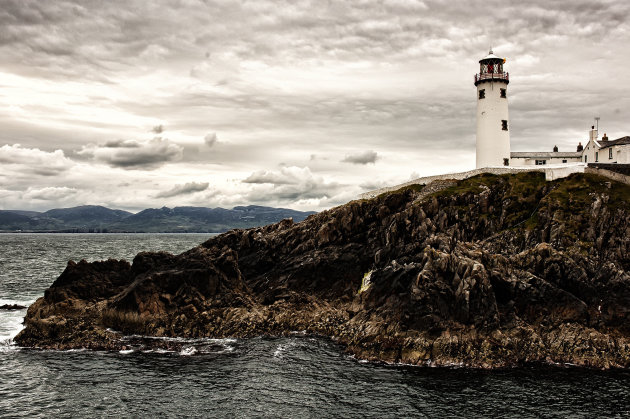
[15,172,630,369]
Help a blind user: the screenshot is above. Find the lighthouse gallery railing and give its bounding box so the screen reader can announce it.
[474,72,509,84]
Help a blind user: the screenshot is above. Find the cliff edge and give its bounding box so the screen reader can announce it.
[15,172,630,368]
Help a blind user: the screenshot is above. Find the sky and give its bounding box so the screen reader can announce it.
[1,0,629,212]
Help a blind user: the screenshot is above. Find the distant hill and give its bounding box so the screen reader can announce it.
[0,205,316,233]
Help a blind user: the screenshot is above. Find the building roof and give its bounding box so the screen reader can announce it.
[597,136,630,150]
[511,151,582,158]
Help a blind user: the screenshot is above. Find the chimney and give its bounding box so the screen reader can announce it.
[553,145,558,152]
[577,142,583,152]
[602,133,608,142]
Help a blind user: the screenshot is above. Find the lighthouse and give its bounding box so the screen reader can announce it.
[475,49,510,168]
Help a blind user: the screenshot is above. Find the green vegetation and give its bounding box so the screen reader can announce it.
[546,173,630,211]
[427,172,630,241]
[434,173,507,197]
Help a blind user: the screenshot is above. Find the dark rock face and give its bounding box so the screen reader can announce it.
[15,173,630,368]
[0,304,26,310]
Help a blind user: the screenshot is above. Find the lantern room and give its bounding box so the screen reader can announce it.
[474,49,509,86]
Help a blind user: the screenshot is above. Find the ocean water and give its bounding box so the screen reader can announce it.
[1,233,630,418]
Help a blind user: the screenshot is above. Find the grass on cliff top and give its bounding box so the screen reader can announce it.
[432,171,630,209]
[546,172,630,211]
[433,171,546,199]
[375,183,424,199]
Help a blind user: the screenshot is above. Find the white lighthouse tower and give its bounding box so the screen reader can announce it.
[475,49,511,168]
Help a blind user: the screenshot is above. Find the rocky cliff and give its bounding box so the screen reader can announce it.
[15,172,630,368]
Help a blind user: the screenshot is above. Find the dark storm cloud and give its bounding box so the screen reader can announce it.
[77,138,183,169]
[103,139,141,148]
[155,181,209,198]
[342,150,379,165]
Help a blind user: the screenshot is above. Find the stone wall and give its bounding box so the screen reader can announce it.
[585,167,630,186]
[359,164,586,199]
[587,163,630,177]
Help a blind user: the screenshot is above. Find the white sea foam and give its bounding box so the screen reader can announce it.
[0,299,33,346]
[122,334,237,345]
[119,349,135,354]
[220,345,235,353]
[273,341,298,357]
[180,347,197,356]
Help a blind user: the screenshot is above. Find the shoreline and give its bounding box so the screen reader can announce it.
[14,172,630,370]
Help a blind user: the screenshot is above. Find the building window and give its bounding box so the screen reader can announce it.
[500,88,506,98]
[609,149,613,159]
[535,160,547,165]
[584,155,587,163]
[501,120,508,130]
[503,158,509,166]
[562,160,567,163]
[595,152,598,162]
[479,89,485,99]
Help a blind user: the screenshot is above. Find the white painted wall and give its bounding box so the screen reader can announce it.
[605,145,630,163]
[582,135,598,163]
[476,80,510,168]
[512,156,582,166]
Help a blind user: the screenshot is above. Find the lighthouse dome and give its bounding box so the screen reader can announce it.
[479,49,504,63]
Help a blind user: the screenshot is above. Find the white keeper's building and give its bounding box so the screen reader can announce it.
[474,50,629,168]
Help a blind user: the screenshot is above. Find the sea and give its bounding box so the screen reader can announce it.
[1,233,629,418]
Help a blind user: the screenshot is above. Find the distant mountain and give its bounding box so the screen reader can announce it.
[43,205,132,225]
[0,205,316,233]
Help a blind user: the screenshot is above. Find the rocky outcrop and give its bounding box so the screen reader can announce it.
[15,172,630,368]
[0,304,26,310]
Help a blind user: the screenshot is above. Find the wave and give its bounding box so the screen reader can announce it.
[0,299,32,348]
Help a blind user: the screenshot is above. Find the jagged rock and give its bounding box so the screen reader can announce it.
[14,172,630,368]
[0,304,26,310]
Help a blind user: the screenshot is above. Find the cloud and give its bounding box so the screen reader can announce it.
[23,186,77,201]
[0,0,629,213]
[243,166,307,185]
[77,137,183,169]
[155,182,209,198]
[342,150,379,165]
[204,133,217,147]
[102,139,141,148]
[242,166,342,201]
[0,144,73,176]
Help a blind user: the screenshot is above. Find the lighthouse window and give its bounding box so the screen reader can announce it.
[503,158,509,166]
[609,148,613,159]
[595,152,598,162]
[501,120,508,130]
[500,88,506,98]
[479,89,485,99]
